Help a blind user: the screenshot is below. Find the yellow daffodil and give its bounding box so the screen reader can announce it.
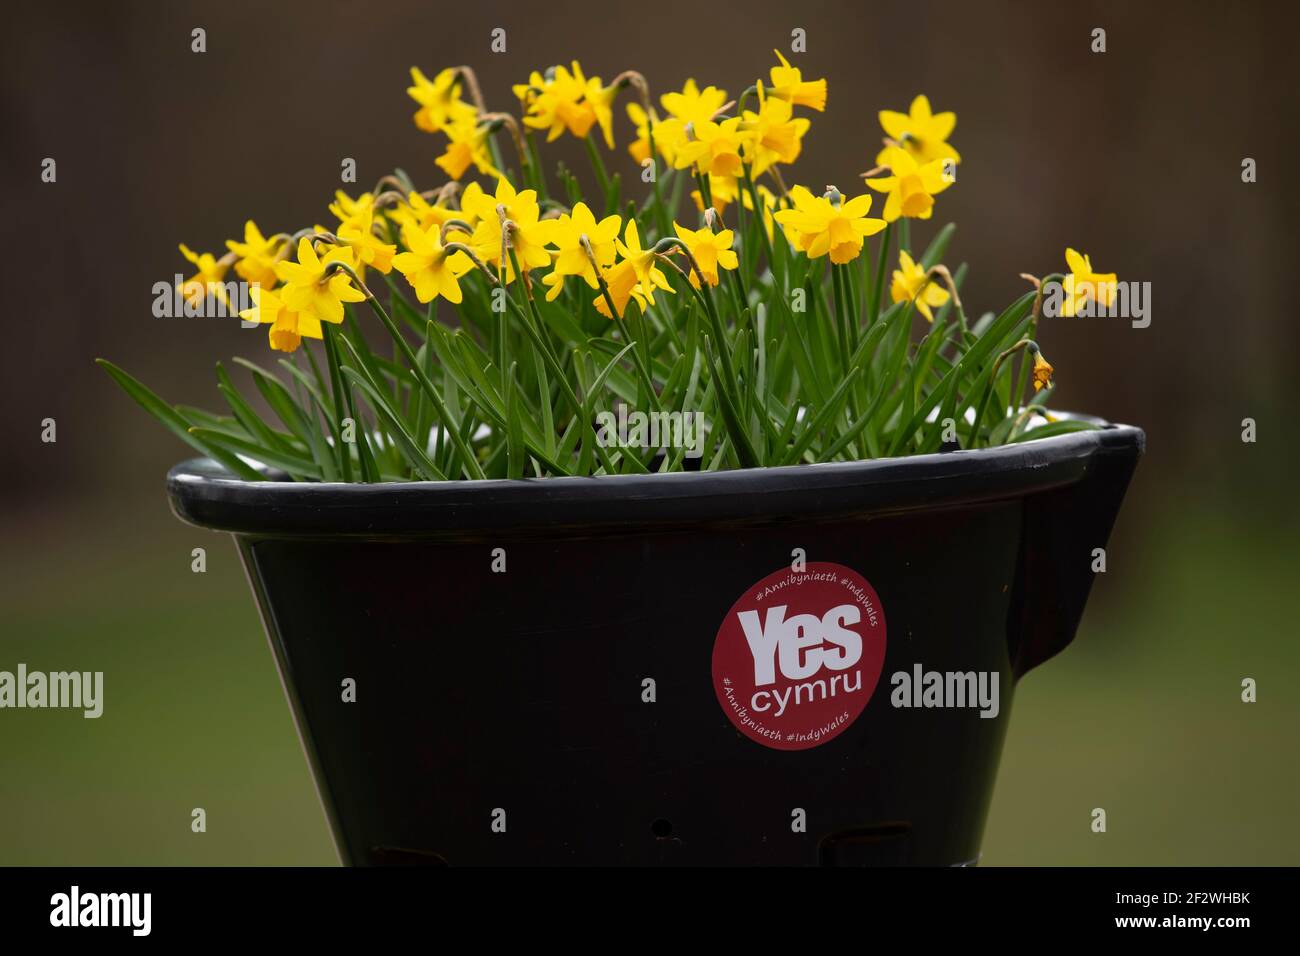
[595,258,646,319]
[336,207,396,275]
[618,220,674,300]
[178,244,233,309]
[674,117,749,177]
[661,79,729,126]
[454,182,487,231]
[651,121,687,164]
[511,70,548,111]
[654,79,728,162]
[407,66,477,134]
[691,173,740,214]
[672,222,739,288]
[517,62,597,142]
[435,118,500,181]
[225,220,285,291]
[585,77,619,149]
[595,220,674,318]
[463,177,556,281]
[767,50,827,111]
[329,190,374,224]
[1059,248,1117,317]
[239,285,321,353]
[741,84,810,174]
[274,238,366,325]
[1032,349,1054,391]
[392,223,474,304]
[626,102,659,164]
[877,94,959,166]
[236,282,277,326]
[889,250,949,322]
[543,202,621,301]
[866,146,953,221]
[773,186,886,264]
[386,190,460,235]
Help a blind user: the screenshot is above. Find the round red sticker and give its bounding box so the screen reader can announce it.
[712,562,887,750]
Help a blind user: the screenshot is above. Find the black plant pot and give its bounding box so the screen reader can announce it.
[168,419,1142,866]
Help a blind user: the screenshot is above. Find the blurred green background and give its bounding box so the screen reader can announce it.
[2,0,1297,864]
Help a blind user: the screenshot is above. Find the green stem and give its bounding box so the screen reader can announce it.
[842,264,861,352]
[740,163,778,284]
[321,324,352,482]
[525,130,548,201]
[503,250,586,420]
[359,287,485,480]
[830,264,864,460]
[694,169,714,214]
[643,119,671,236]
[612,309,663,414]
[682,264,735,390]
[829,264,850,374]
[868,222,892,325]
[583,134,612,209]
[967,338,1033,449]
[486,133,508,183]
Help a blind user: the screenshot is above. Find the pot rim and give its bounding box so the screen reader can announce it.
[167,415,1144,537]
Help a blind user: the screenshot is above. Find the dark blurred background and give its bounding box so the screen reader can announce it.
[2,0,1297,864]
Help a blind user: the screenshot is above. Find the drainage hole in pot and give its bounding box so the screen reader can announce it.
[651,818,673,839]
[369,846,449,866]
[817,822,912,866]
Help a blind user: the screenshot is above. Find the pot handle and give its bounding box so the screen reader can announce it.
[1007,426,1144,679]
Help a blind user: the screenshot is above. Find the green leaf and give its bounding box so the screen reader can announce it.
[340,367,445,481]
[215,362,297,456]
[1007,418,1099,443]
[889,291,1036,456]
[781,368,861,466]
[96,359,263,481]
[504,362,526,479]
[702,335,760,468]
[920,223,956,269]
[230,357,338,481]
[188,427,322,480]
[173,405,235,428]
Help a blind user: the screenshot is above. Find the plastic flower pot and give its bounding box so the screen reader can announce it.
[168,417,1142,866]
